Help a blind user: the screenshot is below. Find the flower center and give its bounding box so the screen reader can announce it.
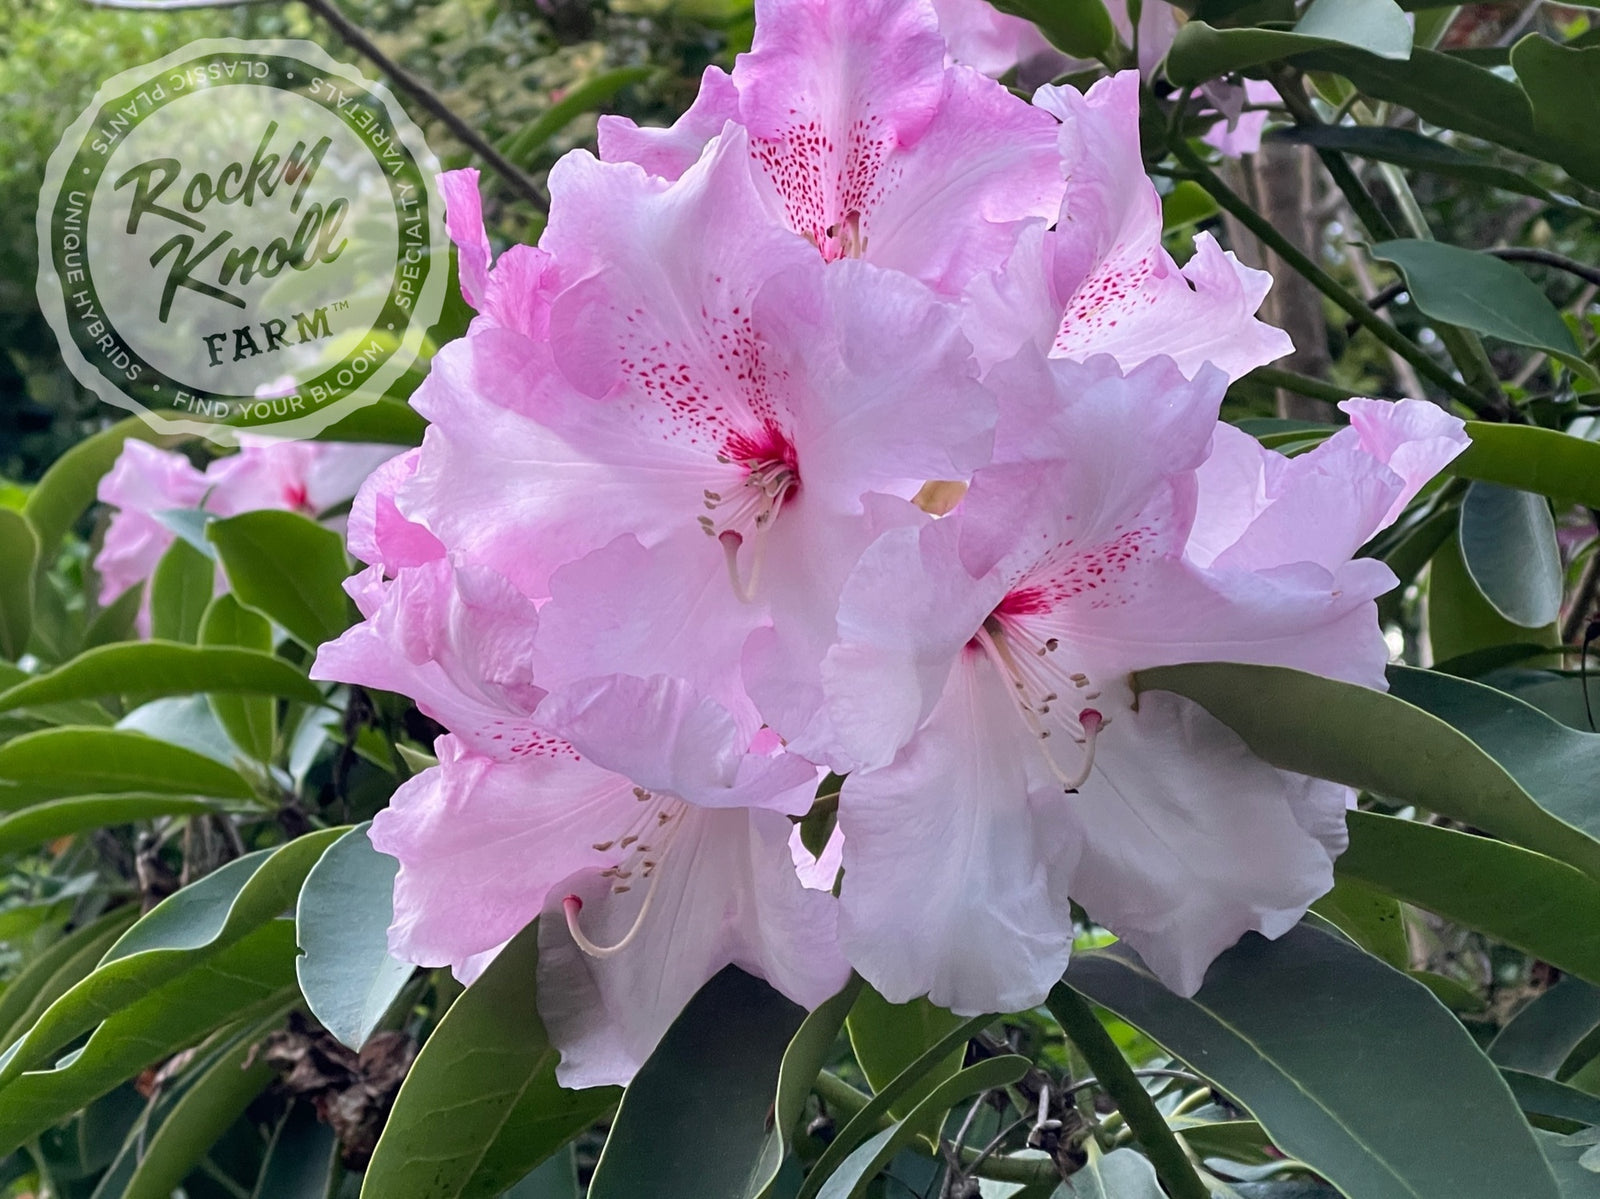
[975,612,1107,793]
[562,786,689,959]
[697,429,800,601]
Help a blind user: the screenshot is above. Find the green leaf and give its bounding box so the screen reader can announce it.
[0,831,341,1086]
[503,66,656,168]
[0,907,137,1050]
[82,583,146,652]
[363,920,618,1199]
[0,641,321,715]
[200,595,281,762]
[1161,181,1221,232]
[749,976,863,1199]
[207,511,352,649]
[314,398,428,446]
[0,922,298,1157]
[0,511,37,664]
[1490,979,1600,1079]
[0,727,256,808]
[1267,125,1572,205]
[1167,0,1411,86]
[1503,1069,1600,1130]
[1458,483,1563,629]
[1062,1146,1165,1198]
[149,538,214,644]
[22,419,172,566]
[1510,35,1600,189]
[798,1014,994,1199]
[1067,923,1559,1199]
[1134,663,1600,877]
[813,1055,1030,1199]
[0,794,217,858]
[1539,1128,1600,1199]
[251,1104,340,1199]
[982,0,1113,58]
[1429,530,1548,664]
[1337,812,1600,988]
[295,823,413,1052]
[589,966,805,1199]
[1308,876,1408,969]
[1452,423,1600,510]
[1291,46,1543,162]
[847,987,964,1121]
[1371,240,1585,368]
[116,1019,276,1199]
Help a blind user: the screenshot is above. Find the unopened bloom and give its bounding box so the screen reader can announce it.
[820,352,1468,1012]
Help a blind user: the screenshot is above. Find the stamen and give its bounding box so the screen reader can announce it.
[562,866,666,960]
[977,620,1106,795]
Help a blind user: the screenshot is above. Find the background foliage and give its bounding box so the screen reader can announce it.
[1,0,1599,1196]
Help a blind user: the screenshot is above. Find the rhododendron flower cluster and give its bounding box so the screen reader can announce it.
[97,437,394,634]
[312,0,1468,1086]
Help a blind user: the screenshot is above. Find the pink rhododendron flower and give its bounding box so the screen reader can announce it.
[314,556,847,1088]
[965,71,1291,379]
[597,0,1065,295]
[95,437,392,632]
[818,354,1468,1011]
[1202,78,1281,158]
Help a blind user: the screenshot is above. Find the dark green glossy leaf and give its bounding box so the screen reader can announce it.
[149,538,214,644]
[0,831,340,1085]
[251,1104,340,1199]
[200,594,280,763]
[1510,35,1600,189]
[983,0,1113,58]
[1458,483,1563,629]
[1504,1069,1600,1130]
[797,1013,993,1199]
[1452,423,1600,510]
[1067,923,1558,1199]
[295,823,413,1051]
[1491,980,1600,1079]
[847,987,964,1121]
[0,510,37,663]
[0,727,256,808]
[1135,663,1600,877]
[82,583,146,652]
[1429,530,1548,664]
[117,1020,276,1199]
[207,511,352,649]
[22,419,172,565]
[0,922,298,1157]
[1308,876,1408,969]
[1338,812,1600,987]
[1168,0,1410,85]
[0,907,137,1050]
[364,920,618,1199]
[1268,125,1569,204]
[589,966,804,1199]
[749,976,862,1199]
[1291,46,1543,161]
[0,641,321,715]
[814,1055,1030,1199]
[0,794,216,858]
[1371,240,1584,368]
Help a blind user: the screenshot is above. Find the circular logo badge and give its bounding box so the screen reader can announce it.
[37,38,449,443]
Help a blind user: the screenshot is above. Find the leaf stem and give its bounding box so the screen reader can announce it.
[1167,135,1497,417]
[1243,366,1354,407]
[1047,983,1210,1199]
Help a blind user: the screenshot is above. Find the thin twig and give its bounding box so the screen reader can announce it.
[299,0,549,211]
[1489,248,1600,291]
[1061,1068,1206,1099]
